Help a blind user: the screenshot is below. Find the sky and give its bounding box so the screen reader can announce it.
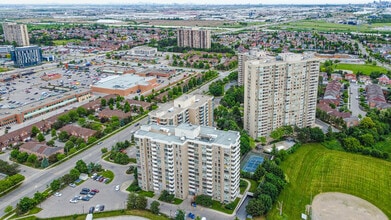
[0,0,371,5]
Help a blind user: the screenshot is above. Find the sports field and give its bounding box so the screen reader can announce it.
[267,143,391,219]
[334,63,388,75]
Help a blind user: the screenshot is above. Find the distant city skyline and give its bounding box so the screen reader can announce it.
[0,0,372,5]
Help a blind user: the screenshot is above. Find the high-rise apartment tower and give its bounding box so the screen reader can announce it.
[135,123,240,203]
[2,23,30,46]
[243,53,319,138]
[177,28,211,49]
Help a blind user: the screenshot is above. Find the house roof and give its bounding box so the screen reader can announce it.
[59,124,97,137]
[19,142,63,157]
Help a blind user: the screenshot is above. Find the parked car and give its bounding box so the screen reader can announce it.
[54,192,62,197]
[95,204,102,212]
[69,183,76,188]
[81,196,90,201]
[89,207,94,214]
[80,191,89,195]
[70,197,79,203]
[99,205,105,211]
[115,185,120,191]
[82,188,90,192]
[91,189,100,193]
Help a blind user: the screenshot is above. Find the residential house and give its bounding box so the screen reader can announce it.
[59,124,97,141]
[19,142,64,159]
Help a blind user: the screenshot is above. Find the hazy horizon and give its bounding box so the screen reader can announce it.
[0,0,372,5]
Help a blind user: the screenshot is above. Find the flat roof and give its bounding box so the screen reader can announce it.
[135,123,239,148]
[93,74,154,90]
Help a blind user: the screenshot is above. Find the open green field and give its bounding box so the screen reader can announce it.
[53,39,81,46]
[275,20,391,33]
[334,63,388,75]
[267,144,391,219]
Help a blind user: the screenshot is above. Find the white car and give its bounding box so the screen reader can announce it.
[69,197,78,203]
[95,204,101,212]
[115,185,120,191]
[54,192,62,197]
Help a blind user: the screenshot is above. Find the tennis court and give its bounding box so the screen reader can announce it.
[242,155,264,173]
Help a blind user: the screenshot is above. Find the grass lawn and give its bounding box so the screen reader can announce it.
[210,198,240,214]
[129,158,137,163]
[138,190,155,198]
[334,63,388,75]
[0,67,9,73]
[276,20,368,32]
[53,39,81,46]
[267,143,391,219]
[173,198,183,205]
[240,179,249,194]
[22,209,170,220]
[374,134,391,157]
[99,170,114,184]
[246,178,259,193]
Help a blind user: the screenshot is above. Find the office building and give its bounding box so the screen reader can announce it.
[148,95,213,126]
[10,46,42,68]
[244,53,319,138]
[2,22,30,46]
[238,48,266,86]
[177,28,211,49]
[135,123,240,203]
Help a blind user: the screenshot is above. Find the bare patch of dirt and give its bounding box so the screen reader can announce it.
[311,192,387,220]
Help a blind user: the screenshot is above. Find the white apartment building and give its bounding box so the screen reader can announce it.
[244,53,319,138]
[238,48,267,86]
[148,95,214,126]
[2,23,30,46]
[135,123,240,203]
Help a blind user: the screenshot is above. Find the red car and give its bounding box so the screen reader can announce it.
[91,189,100,193]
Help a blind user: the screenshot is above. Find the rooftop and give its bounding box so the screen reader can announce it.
[135,123,239,148]
[93,74,154,90]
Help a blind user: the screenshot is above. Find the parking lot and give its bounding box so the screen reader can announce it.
[37,178,129,218]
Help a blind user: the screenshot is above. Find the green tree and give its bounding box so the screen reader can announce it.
[33,191,45,204]
[58,131,69,142]
[175,210,186,220]
[31,126,40,137]
[246,199,265,217]
[50,179,60,191]
[17,152,28,163]
[17,197,35,214]
[75,160,88,173]
[101,98,107,107]
[135,195,148,209]
[127,192,138,209]
[69,168,80,181]
[37,133,45,142]
[150,201,160,214]
[41,157,49,168]
[4,205,13,213]
[27,154,37,164]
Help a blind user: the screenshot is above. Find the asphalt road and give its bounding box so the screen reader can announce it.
[0,117,147,217]
[350,83,367,117]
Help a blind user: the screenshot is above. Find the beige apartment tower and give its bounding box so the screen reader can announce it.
[2,23,30,46]
[244,53,319,138]
[177,28,211,49]
[238,48,266,86]
[135,124,240,203]
[148,95,214,126]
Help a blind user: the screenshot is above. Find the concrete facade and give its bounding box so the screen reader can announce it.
[2,22,30,46]
[135,124,240,203]
[177,28,211,49]
[148,95,214,126]
[244,53,319,138]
